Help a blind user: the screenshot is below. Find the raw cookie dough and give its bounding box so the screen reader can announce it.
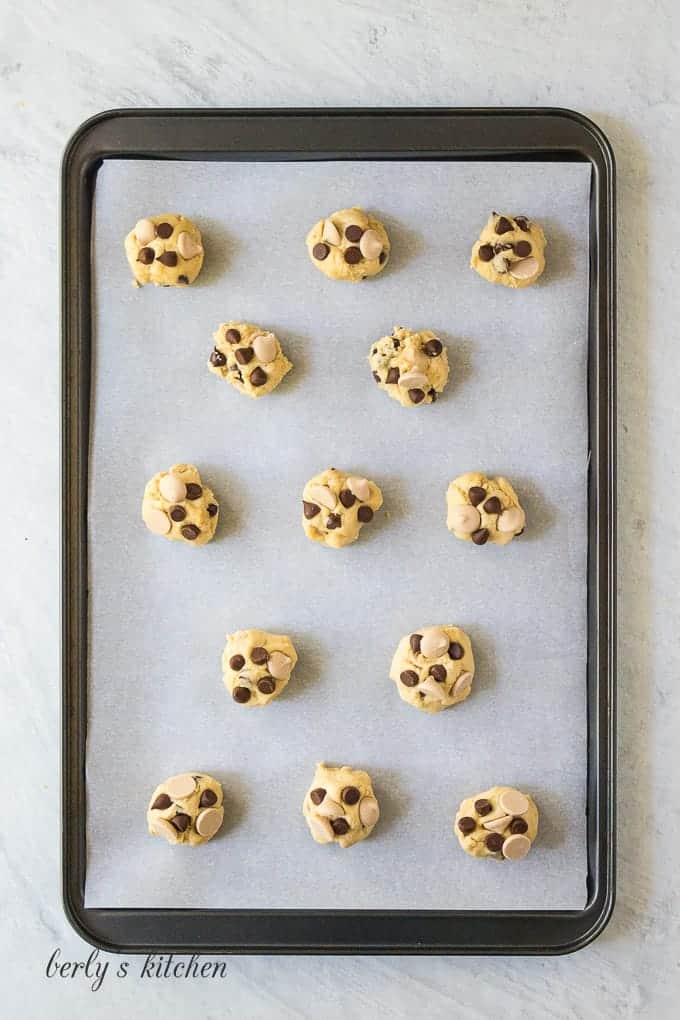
[142,463,218,546]
[124,214,204,287]
[302,468,383,548]
[369,326,449,407]
[470,213,546,288]
[208,321,292,398]
[222,629,298,706]
[306,207,390,282]
[389,625,474,713]
[446,471,526,546]
[147,772,224,846]
[455,786,539,860]
[303,763,380,849]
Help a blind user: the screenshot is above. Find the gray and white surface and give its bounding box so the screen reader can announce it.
[2,0,678,1016]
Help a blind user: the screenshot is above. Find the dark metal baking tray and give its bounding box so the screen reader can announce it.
[62,107,615,954]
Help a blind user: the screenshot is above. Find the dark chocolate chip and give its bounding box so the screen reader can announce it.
[225,328,241,344]
[210,348,227,367]
[185,483,202,500]
[137,246,155,265]
[326,513,342,529]
[372,348,377,355]
[181,524,200,540]
[157,251,178,267]
[235,347,254,364]
[345,224,364,242]
[250,367,267,387]
[496,216,513,234]
[378,251,386,264]
[233,686,251,703]
[357,505,373,523]
[303,500,320,519]
[341,786,360,805]
[400,669,419,687]
[339,489,356,508]
[233,369,243,382]
[448,641,464,660]
[200,789,218,808]
[514,240,532,257]
[429,664,447,682]
[408,388,425,404]
[344,246,362,265]
[478,243,494,262]
[251,646,269,665]
[312,242,329,260]
[392,338,400,348]
[486,832,504,852]
[474,798,492,816]
[483,496,502,514]
[229,654,245,671]
[386,366,400,384]
[468,486,486,506]
[458,816,476,835]
[410,633,422,654]
[471,528,489,546]
[424,338,443,357]
[372,371,381,383]
[331,818,350,835]
[178,274,189,284]
[510,818,529,834]
[169,505,186,522]
[156,222,173,239]
[257,677,276,695]
[152,793,172,810]
[429,389,437,402]
[207,503,218,517]
[170,813,191,832]
[310,788,326,805]
[514,216,530,232]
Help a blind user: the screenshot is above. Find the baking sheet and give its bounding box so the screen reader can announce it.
[86,158,590,909]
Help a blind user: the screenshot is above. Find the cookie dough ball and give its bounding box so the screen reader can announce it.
[147,773,224,846]
[142,464,218,546]
[471,213,545,288]
[208,322,292,399]
[302,469,383,549]
[125,214,204,287]
[455,786,538,860]
[446,471,525,546]
[306,207,390,282]
[369,326,449,407]
[222,629,298,706]
[303,763,380,848]
[390,625,474,713]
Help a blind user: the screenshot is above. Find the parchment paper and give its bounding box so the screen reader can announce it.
[86,158,590,909]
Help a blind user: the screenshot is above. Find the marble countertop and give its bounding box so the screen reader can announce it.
[3,0,677,1016]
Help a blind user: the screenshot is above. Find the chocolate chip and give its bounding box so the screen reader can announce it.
[250,367,267,387]
[345,224,364,242]
[514,216,530,232]
[379,251,386,264]
[310,788,326,805]
[510,818,529,834]
[233,686,251,703]
[372,371,381,383]
[303,500,320,519]
[458,816,476,835]
[357,506,373,523]
[448,641,464,660]
[313,242,329,260]
[152,793,172,810]
[331,818,350,835]
[185,483,202,500]
[157,251,178,267]
[207,503,218,517]
[424,338,442,357]
[496,216,513,234]
[483,496,501,514]
[169,505,186,522]
[429,664,447,682]
[514,240,532,257]
[233,369,243,382]
[386,367,400,384]
[156,222,173,239]
[235,347,254,364]
[181,524,200,540]
[326,513,342,529]
[251,646,269,665]
[137,246,155,264]
[471,528,489,545]
[400,669,419,687]
[339,489,356,508]
[468,486,486,506]
[486,832,504,852]
[393,338,400,348]
[410,633,422,654]
[408,388,425,404]
[474,798,492,816]
[257,677,276,695]
[344,246,362,265]
[229,654,245,671]
[341,786,360,805]
[178,274,189,284]
[478,243,494,262]
[429,389,437,402]
[170,813,191,832]
[225,328,241,344]
[200,789,218,808]
[210,348,227,367]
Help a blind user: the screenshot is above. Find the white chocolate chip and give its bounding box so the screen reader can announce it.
[419,627,450,658]
[509,256,539,280]
[165,774,197,801]
[347,476,370,501]
[497,506,526,534]
[447,504,481,535]
[195,807,223,838]
[134,218,156,244]
[252,333,278,364]
[177,231,203,260]
[502,834,532,860]
[492,252,509,273]
[322,219,341,246]
[159,473,187,503]
[309,815,334,843]
[359,228,383,260]
[482,814,513,832]
[359,796,380,827]
[268,651,292,680]
[307,484,337,509]
[398,370,429,390]
[143,507,171,535]
[499,789,530,816]
[149,816,180,843]
[315,797,343,819]
[453,671,473,695]
[419,676,447,700]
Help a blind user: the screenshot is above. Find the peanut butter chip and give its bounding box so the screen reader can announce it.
[135,218,156,244]
[177,231,203,260]
[159,473,187,503]
[403,347,428,371]
[149,816,179,842]
[499,790,530,816]
[448,504,482,534]
[316,797,343,819]
[419,627,450,658]
[307,484,337,510]
[359,228,383,260]
[310,815,334,843]
[252,333,278,364]
[143,508,171,535]
[165,774,197,800]
[359,796,380,827]
[267,651,292,680]
[419,676,447,700]
[453,671,473,695]
[502,834,532,860]
[347,476,370,501]
[509,256,539,280]
[482,814,513,833]
[398,370,429,390]
[322,219,342,246]
[497,506,526,534]
[195,807,223,839]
